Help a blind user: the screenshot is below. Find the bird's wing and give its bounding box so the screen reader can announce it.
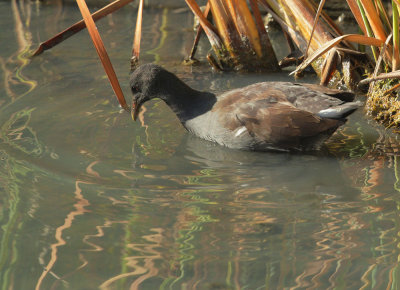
[299,83,355,102]
[213,85,341,149]
[258,82,355,114]
[236,102,341,146]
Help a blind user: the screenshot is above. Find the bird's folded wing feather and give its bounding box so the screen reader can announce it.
[235,102,341,144]
[213,87,341,147]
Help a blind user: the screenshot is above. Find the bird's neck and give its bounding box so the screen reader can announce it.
[161,82,216,123]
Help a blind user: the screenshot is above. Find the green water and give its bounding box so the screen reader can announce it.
[2,1,400,289]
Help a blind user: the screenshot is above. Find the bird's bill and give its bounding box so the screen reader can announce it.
[131,100,141,121]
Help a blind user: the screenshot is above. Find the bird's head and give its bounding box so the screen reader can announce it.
[129,63,174,121]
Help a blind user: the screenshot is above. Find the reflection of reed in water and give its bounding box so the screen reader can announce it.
[1,0,37,103]
[1,109,44,156]
[100,227,164,289]
[0,151,36,288]
[327,121,400,289]
[35,180,90,290]
[5,1,400,288]
[126,118,400,288]
[128,128,375,288]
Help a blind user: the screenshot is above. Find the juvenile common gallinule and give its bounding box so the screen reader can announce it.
[130,64,360,152]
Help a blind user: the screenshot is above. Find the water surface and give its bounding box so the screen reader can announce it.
[1,1,400,289]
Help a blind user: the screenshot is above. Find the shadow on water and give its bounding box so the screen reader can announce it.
[133,133,359,198]
[2,0,400,289]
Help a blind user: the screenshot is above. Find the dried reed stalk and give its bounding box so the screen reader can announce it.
[75,0,129,111]
[32,0,134,56]
[131,0,144,70]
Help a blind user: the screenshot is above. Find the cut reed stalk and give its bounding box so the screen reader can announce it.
[209,0,241,59]
[185,0,279,71]
[185,0,224,53]
[250,0,277,63]
[75,0,129,111]
[234,0,262,58]
[260,0,308,52]
[186,2,211,62]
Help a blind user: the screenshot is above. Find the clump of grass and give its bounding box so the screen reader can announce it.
[349,0,400,127]
[260,0,379,89]
[286,0,400,128]
[185,0,367,77]
[366,79,400,127]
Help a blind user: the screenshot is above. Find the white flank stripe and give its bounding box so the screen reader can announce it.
[235,126,247,137]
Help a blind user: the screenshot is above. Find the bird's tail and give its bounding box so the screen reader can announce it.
[317,101,362,120]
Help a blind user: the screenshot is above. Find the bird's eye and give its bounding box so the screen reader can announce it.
[131,86,139,94]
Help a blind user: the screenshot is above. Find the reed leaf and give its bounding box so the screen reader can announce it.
[357,0,380,61]
[361,70,400,83]
[271,0,338,56]
[315,4,355,49]
[293,34,384,74]
[263,0,282,16]
[249,0,268,42]
[131,0,143,70]
[185,0,279,71]
[319,10,345,39]
[279,0,328,49]
[359,0,387,41]
[346,0,368,35]
[249,0,278,68]
[185,0,224,52]
[32,0,134,56]
[186,2,211,61]
[305,0,325,57]
[234,0,262,58]
[364,33,392,93]
[357,0,374,38]
[209,0,240,58]
[75,0,129,111]
[225,0,236,19]
[320,48,339,86]
[259,0,308,52]
[375,0,391,32]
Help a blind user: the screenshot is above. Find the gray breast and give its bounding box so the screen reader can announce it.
[183,110,258,150]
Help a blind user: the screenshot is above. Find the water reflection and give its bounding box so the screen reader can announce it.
[125,131,373,289]
[2,0,400,289]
